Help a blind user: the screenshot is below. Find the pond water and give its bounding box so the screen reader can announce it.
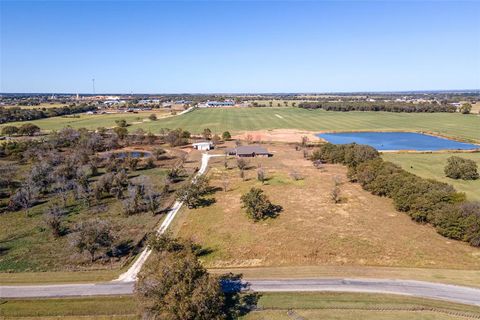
[109,151,151,158]
[316,132,479,151]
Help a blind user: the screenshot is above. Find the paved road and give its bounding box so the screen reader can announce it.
[2,278,480,307]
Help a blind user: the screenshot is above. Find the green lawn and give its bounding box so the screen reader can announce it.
[2,108,479,142]
[383,152,480,201]
[2,293,479,320]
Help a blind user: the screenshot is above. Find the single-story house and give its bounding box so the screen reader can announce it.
[192,141,214,151]
[227,145,272,157]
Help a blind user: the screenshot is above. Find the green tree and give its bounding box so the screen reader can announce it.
[222,131,232,141]
[240,187,281,221]
[136,235,226,320]
[203,128,212,140]
[459,103,472,114]
[176,176,210,208]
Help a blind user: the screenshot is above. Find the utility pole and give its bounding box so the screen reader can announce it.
[92,78,95,95]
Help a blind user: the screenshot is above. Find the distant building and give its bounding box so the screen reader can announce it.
[205,100,235,107]
[192,141,214,151]
[227,145,272,157]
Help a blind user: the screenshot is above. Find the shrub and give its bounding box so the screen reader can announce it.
[1,125,18,136]
[444,156,479,180]
[18,123,40,136]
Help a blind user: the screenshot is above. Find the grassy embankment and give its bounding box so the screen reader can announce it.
[2,293,480,320]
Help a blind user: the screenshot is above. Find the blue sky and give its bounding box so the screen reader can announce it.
[1,1,479,93]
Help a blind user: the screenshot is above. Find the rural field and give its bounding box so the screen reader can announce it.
[173,142,480,275]
[1,109,171,131]
[2,292,480,319]
[2,108,479,143]
[383,152,480,201]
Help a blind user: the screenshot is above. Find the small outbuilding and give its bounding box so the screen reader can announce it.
[192,141,214,151]
[227,145,272,157]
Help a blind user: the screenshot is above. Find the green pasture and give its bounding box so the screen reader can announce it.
[383,152,480,201]
[2,108,478,142]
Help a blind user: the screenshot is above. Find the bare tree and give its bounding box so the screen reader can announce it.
[236,158,249,180]
[257,167,266,184]
[9,180,39,215]
[221,172,230,192]
[43,203,66,238]
[331,176,342,204]
[70,219,116,262]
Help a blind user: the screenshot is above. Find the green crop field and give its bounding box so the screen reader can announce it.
[2,108,479,142]
[383,152,480,201]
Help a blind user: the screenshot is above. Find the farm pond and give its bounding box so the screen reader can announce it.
[102,151,152,158]
[316,132,480,151]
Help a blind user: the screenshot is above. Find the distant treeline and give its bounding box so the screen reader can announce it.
[0,104,97,124]
[299,101,456,113]
[311,143,480,247]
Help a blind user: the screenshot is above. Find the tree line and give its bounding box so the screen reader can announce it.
[311,143,480,247]
[299,101,456,113]
[0,103,97,124]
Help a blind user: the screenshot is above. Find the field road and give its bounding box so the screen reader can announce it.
[2,278,480,307]
[115,152,221,282]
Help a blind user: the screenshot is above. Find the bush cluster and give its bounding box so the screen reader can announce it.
[299,101,456,113]
[444,156,479,180]
[311,143,480,247]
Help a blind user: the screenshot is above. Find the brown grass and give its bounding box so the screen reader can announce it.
[174,142,480,271]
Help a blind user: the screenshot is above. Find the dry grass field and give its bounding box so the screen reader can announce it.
[174,142,480,271]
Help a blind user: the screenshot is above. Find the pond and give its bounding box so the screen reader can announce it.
[316,132,480,151]
[107,151,151,158]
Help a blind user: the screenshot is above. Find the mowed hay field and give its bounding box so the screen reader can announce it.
[173,143,480,270]
[130,108,480,142]
[383,152,480,201]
